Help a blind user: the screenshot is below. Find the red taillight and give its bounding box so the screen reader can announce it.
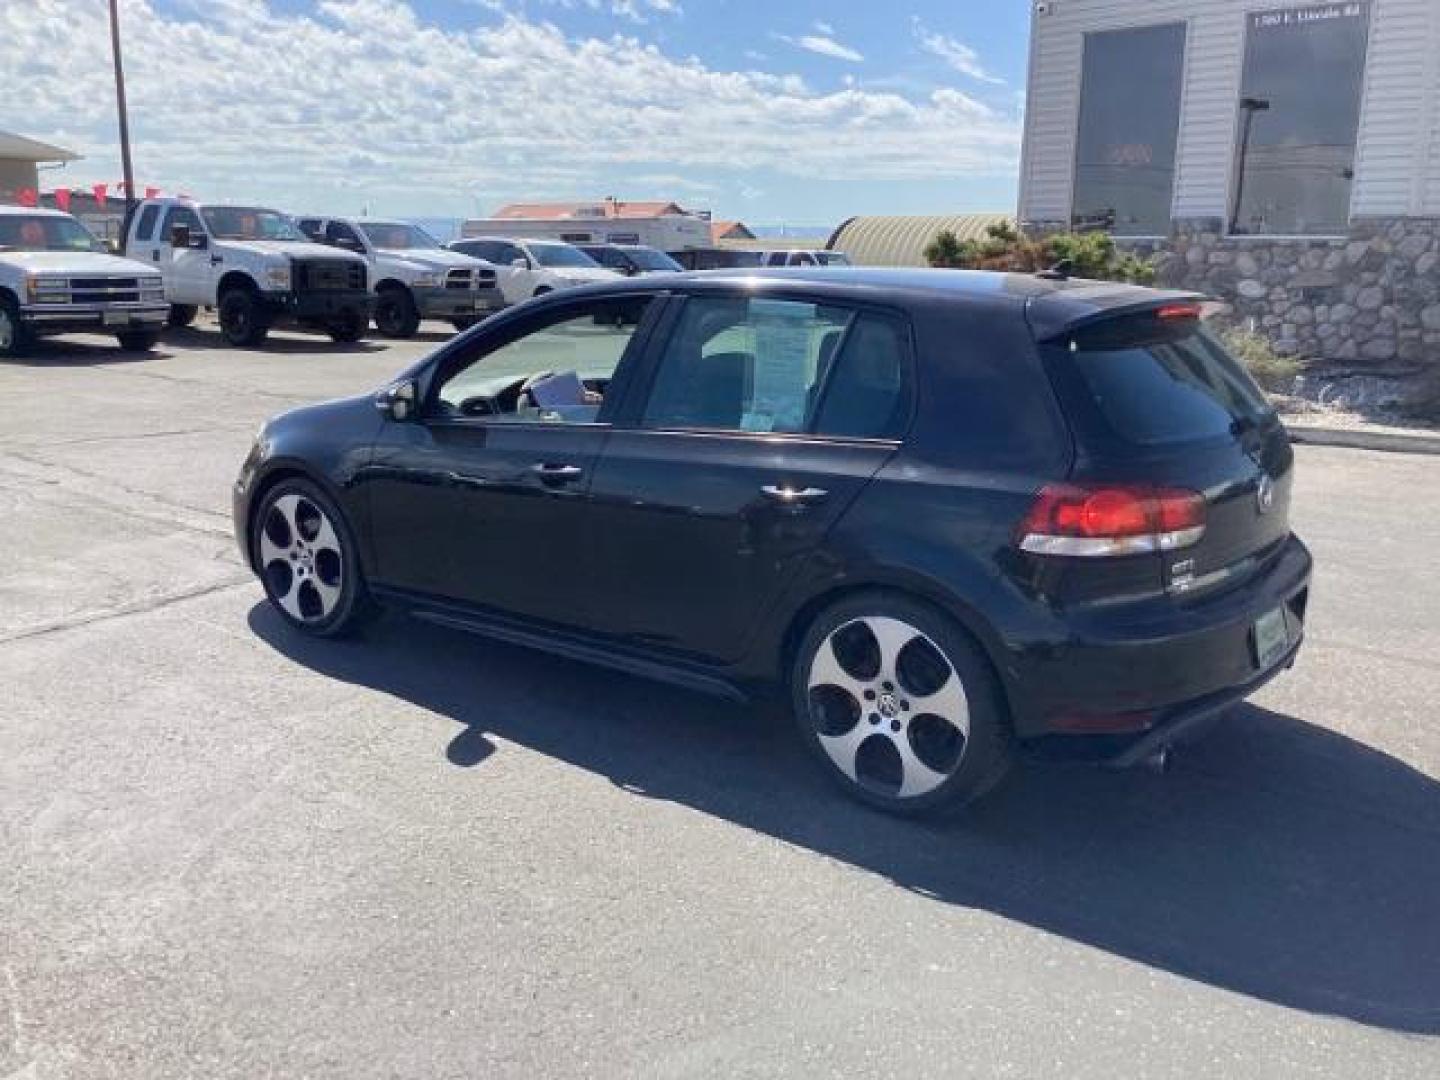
[1018,484,1206,557]
[1155,302,1202,321]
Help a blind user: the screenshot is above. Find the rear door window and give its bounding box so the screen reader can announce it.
[135,205,159,242]
[1057,317,1274,446]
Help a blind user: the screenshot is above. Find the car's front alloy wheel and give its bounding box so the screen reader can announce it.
[253,480,369,636]
[794,596,1012,815]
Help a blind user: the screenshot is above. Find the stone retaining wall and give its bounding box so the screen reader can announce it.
[1121,216,1440,368]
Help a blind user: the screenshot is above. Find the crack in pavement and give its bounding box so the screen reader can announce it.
[0,577,253,647]
[0,424,254,451]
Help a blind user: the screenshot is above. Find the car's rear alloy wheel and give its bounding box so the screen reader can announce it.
[0,298,31,358]
[253,480,370,636]
[795,596,1012,815]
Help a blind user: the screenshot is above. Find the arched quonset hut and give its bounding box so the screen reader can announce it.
[825,214,1015,267]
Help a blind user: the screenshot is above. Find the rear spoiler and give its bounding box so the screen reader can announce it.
[1026,287,1210,343]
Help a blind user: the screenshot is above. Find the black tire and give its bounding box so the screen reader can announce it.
[0,295,31,358]
[166,304,198,328]
[373,286,420,338]
[532,286,553,299]
[791,591,1014,817]
[218,288,270,347]
[451,315,480,332]
[327,307,366,343]
[251,476,374,638]
[115,329,160,352]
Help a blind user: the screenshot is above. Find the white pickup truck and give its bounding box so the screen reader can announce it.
[122,197,371,347]
[295,216,504,337]
[0,205,167,358]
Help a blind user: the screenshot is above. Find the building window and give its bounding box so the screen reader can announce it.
[1230,3,1372,236]
[1071,23,1187,237]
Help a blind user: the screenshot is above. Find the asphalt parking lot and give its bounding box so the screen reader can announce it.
[3,322,1439,1079]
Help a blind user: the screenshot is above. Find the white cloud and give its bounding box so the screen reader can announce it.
[912,18,1004,85]
[777,31,864,63]
[0,0,1018,214]
[813,20,833,35]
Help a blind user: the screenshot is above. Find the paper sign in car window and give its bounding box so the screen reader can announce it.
[748,300,816,432]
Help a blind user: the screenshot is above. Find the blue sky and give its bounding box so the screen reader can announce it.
[4,0,1030,230]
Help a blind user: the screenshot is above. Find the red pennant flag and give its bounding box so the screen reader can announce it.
[144,186,160,199]
[17,187,38,207]
[92,184,108,209]
[54,188,72,212]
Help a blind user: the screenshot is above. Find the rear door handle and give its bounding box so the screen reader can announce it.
[762,484,828,506]
[532,463,584,483]
[210,255,224,266]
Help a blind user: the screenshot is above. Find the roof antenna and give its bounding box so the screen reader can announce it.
[1036,258,1073,281]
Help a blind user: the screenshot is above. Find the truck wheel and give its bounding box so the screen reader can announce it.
[116,329,161,352]
[373,286,420,338]
[166,304,199,328]
[0,296,32,359]
[532,286,553,299]
[451,315,480,332]
[327,307,366,343]
[219,289,270,347]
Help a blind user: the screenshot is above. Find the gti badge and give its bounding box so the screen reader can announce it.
[1256,473,1275,515]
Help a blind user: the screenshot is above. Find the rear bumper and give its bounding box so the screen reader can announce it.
[414,285,504,320]
[20,303,168,333]
[260,289,372,322]
[1008,534,1312,752]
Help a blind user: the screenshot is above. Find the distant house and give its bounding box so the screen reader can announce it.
[492,199,690,220]
[0,130,79,204]
[710,220,756,242]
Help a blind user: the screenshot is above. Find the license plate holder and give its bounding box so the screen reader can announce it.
[1252,607,1289,670]
[102,310,131,326]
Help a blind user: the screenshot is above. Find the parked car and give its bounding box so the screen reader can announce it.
[296,216,503,337]
[0,205,167,357]
[756,249,853,267]
[576,243,683,276]
[669,248,764,271]
[234,268,1311,817]
[445,238,619,305]
[122,197,371,347]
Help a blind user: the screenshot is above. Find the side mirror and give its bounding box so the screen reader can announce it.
[376,379,419,422]
[335,236,365,254]
[511,257,529,270]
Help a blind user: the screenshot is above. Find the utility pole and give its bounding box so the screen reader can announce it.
[107,0,137,210]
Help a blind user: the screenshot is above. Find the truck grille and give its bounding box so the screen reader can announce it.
[445,268,475,290]
[70,276,141,303]
[295,259,365,292]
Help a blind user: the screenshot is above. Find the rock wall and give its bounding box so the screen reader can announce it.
[1122,217,1440,368]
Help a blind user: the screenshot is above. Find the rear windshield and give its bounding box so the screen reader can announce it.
[1060,317,1274,446]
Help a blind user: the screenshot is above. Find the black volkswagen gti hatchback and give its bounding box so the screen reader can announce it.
[234,268,1311,816]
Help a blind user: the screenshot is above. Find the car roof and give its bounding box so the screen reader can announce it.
[546,267,1202,337]
[0,205,69,219]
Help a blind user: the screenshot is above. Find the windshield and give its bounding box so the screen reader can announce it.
[816,252,851,266]
[529,243,601,269]
[1060,318,1274,446]
[0,214,100,253]
[359,222,440,250]
[200,206,306,242]
[625,247,682,271]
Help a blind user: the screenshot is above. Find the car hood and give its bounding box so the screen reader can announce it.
[3,250,161,276]
[218,240,366,263]
[380,248,484,271]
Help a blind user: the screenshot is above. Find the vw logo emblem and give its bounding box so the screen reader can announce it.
[878,692,899,719]
[1256,474,1275,515]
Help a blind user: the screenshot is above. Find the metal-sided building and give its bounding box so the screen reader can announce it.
[1018,0,1440,365]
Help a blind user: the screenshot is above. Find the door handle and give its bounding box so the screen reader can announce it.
[762,485,828,506]
[152,251,159,262]
[531,463,584,483]
[210,255,224,266]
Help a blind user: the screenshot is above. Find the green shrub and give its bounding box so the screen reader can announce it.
[1220,327,1302,392]
[923,222,1155,285]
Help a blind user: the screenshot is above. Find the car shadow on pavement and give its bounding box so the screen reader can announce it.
[2,338,175,366]
[161,326,386,354]
[249,603,1440,1036]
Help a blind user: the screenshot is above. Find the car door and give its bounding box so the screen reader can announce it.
[363,290,666,628]
[582,292,915,663]
[162,205,213,306]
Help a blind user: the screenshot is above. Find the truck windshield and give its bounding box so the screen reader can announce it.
[625,247,682,271]
[200,207,306,242]
[529,243,601,269]
[359,223,440,250]
[0,214,99,253]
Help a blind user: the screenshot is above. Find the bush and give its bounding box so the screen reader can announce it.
[1220,327,1302,392]
[923,221,1155,285]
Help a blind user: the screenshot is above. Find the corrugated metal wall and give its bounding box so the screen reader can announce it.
[1019,0,1440,226]
[826,214,1015,267]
